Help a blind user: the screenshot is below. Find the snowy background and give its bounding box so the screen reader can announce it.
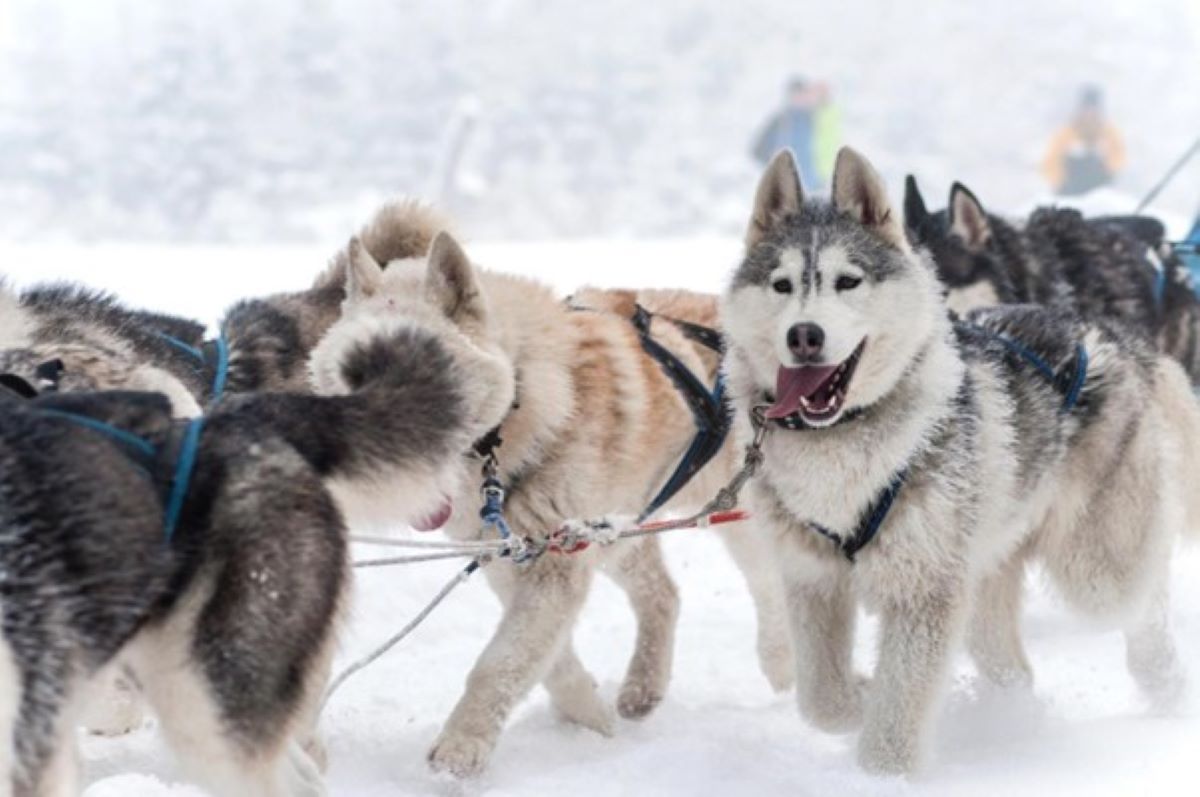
[3,0,1200,794]
[0,0,1197,243]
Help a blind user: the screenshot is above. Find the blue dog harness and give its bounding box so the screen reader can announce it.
[3,335,232,542]
[781,324,1090,563]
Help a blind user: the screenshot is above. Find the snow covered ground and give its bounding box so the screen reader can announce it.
[4,241,1200,796]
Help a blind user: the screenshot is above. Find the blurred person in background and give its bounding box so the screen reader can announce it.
[1041,85,1126,196]
[812,80,842,187]
[753,76,823,189]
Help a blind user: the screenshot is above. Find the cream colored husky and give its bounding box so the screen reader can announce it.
[326,220,792,778]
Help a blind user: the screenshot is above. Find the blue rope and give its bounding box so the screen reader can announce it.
[35,408,156,459]
[163,417,204,542]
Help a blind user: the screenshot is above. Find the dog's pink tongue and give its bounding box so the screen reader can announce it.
[412,498,453,532]
[766,365,838,419]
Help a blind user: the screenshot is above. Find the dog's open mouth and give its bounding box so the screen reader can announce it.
[412,497,453,532]
[766,339,866,424]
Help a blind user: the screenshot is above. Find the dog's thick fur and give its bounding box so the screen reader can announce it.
[904,178,1200,381]
[722,148,1199,774]
[326,223,790,777]
[1,283,211,417]
[0,259,513,795]
[220,201,447,395]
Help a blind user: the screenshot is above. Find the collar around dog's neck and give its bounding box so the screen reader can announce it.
[759,395,866,431]
[471,376,523,462]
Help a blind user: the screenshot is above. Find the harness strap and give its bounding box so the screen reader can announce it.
[962,324,1089,414]
[810,468,908,563]
[163,418,204,542]
[30,407,200,541]
[156,332,230,402]
[630,304,731,522]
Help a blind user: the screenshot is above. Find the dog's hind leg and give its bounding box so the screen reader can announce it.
[716,520,793,691]
[29,692,84,797]
[542,642,615,736]
[429,554,592,778]
[1125,576,1186,711]
[603,536,680,720]
[0,639,17,794]
[967,548,1033,689]
[783,560,864,734]
[138,641,327,797]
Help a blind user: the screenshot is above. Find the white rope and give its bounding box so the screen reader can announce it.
[353,550,481,568]
[349,534,507,552]
[321,557,489,715]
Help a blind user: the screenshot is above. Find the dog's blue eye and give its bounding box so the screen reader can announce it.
[835,275,862,292]
[772,278,793,294]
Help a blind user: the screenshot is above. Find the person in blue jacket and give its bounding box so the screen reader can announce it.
[752,77,822,189]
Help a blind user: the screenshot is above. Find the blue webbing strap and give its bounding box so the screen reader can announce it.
[163,417,204,542]
[966,324,1089,414]
[155,332,230,402]
[809,468,908,563]
[33,408,203,542]
[34,408,156,459]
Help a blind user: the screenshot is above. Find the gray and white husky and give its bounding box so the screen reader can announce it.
[0,238,513,795]
[720,147,1200,774]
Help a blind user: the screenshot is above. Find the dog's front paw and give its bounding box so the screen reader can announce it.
[617,680,664,721]
[857,721,919,776]
[428,731,495,779]
[800,674,867,734]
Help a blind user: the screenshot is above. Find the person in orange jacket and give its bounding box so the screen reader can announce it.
[1041,85,1126,196]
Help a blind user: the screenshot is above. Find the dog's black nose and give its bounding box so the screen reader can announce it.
[786,322,825,361]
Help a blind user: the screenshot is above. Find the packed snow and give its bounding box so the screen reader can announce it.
[3,241,1199,796]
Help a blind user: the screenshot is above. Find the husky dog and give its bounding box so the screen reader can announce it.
[903,177,1200,380]
[0,239,513,795]
[327,221,790,778]
[221,201,446,395]
[0,282,211,417]
[721,147,1199,774]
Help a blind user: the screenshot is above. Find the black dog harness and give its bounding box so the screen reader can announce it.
[629,304,731,522]
[775,324,1090,562]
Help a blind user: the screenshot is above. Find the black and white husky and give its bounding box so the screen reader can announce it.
[720,147,1200,774]
[0,235,513,795]
[903,177,1200,381]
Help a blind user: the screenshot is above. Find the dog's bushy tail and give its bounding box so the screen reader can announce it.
[1155,358,1200,539]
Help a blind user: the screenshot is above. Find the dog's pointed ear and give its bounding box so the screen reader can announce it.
[948,182,991,251]
[903,175,929,228]
[747,150,804,249]
[425,232,486,325]
[832,147,906,247]
[346,237,384,300]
